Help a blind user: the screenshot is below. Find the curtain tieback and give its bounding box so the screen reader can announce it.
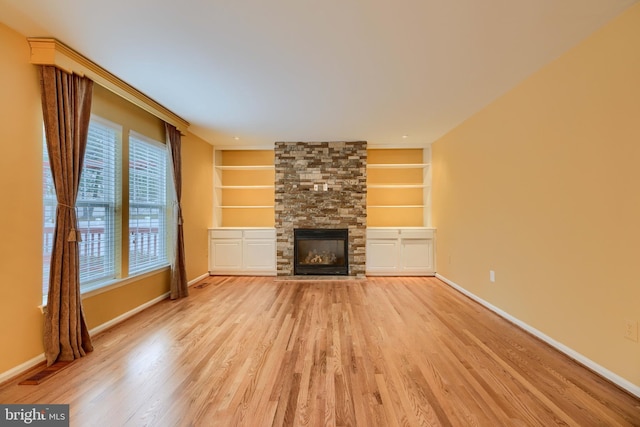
[57,203,83,243]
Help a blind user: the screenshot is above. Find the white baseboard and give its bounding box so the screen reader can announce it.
[89,292,170,336]
[0,353,46,385]
[1,275,209,385]
[91,273,210,336]
[188,273,210,286]
[435,273,640,399]
[91,273,209,336]
[1,292,171,384]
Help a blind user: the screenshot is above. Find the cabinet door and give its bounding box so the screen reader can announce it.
[243,239,276,272]
[366,239,400,274]
[210,239,243,272]
[399,238,434,274]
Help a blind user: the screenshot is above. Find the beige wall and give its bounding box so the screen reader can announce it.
[0,22,46,374]
[432,3,640,387]
[82,271,170,330]
[0,23,213,375]
[182,131,213,280]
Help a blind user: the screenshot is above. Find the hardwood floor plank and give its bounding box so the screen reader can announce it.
[1,276,638,426]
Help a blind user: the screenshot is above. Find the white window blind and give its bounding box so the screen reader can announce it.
[78,120,119,286]
[43,118,119,298]
[129,132,168,275]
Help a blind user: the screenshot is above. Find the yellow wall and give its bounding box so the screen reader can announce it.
[92,84,165,142]
[82,270,170,329]
[221,149,273,166]
[432,3,640,387]
[0,23,213,376]
[91,84,165,277]
[182,131,213,280]
[0,22,46,374]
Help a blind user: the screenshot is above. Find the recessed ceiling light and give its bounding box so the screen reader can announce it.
[402,135,409,139]
[233,136,240,140]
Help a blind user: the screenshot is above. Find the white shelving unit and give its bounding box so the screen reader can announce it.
[366,148,432,227]
[213,149,275,228]
[366,148,435,275]
[210,150,277,276]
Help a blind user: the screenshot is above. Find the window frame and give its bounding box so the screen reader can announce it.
[42,115,172,304]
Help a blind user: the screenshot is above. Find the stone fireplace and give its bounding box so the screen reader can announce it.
[275,141,367,277]
[294,228,349,275]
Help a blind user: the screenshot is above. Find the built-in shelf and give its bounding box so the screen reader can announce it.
[366,148,431,227]
[214,149,276,227]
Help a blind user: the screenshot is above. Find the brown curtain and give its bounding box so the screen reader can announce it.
[40,65,94,365]
[166,123,189,299]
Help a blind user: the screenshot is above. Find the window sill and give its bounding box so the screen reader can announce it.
[39,264,171,312]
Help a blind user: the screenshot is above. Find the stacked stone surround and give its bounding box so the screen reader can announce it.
[275,141,367,277]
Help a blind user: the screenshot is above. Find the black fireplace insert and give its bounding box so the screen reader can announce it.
[294,228,349,275]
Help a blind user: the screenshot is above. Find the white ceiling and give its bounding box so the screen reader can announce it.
[0,0,636,147]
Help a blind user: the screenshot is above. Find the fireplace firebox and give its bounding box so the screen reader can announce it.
[294,228,349,275]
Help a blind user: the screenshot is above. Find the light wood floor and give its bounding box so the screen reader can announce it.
[1,276,639,426]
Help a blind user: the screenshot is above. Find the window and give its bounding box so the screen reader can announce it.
[78,120,119,285]
[43,116,170,301]
[129,132,168,274]
[43,117,120,297]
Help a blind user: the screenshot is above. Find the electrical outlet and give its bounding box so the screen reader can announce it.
[313,184,318,191]
[489,270,495,283]
[624,319,638,342]
[323,183,328,191]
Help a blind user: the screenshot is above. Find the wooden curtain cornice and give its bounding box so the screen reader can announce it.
[28,37,190,134]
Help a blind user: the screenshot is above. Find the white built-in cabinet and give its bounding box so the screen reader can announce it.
[208,228,276,275]
[366,228,435,276]
[209,148,437,277]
